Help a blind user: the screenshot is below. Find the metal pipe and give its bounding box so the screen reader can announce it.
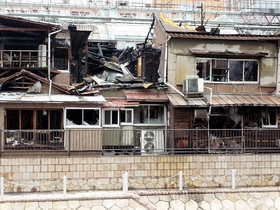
[48,27,62,96]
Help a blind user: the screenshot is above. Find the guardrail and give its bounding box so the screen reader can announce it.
[1,128,280,156]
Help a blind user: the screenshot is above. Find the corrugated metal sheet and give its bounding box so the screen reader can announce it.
[168,93,280,107]
[103,98,139,108]
[167,32,280,41]
[125,93,169,102]
[167,93,207,107]
[208,94,280,107]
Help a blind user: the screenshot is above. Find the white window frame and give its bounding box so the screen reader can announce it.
[262,110,278,128]
[102,109,120,127]
[120,108,133,125]
[134,104,166,126]
[196,57,259,84]
[64,108,100,128]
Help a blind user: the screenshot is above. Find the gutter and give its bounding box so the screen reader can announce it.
[48,27,62,97]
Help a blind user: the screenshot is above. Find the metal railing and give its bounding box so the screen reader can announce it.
[1,128,280,156]
[0,50,47,68]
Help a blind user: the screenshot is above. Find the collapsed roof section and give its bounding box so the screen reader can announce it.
[0,69,78,95]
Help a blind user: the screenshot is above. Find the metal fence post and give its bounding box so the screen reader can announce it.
[1,177,4,199]
[179,171,183,191]
[122,172,128,194]
[63,175,67,196]
[68,129,71,157]
[255,128,258,153]
[232,170,235,190]
[133,127,136,155]
[196,127,198,154]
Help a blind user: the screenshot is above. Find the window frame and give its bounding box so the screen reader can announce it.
[262,109,278,128]
[120,108,133,125]
[65,107,100,128]
[134,104,165,126]
[195,57,259,84]
[102,108,120,127]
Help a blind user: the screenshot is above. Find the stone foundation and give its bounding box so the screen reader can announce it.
[1,154,280,193]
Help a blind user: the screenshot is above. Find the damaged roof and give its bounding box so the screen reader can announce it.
[0,69,74,95]
[103,98,139,108]
[0,15,59,31]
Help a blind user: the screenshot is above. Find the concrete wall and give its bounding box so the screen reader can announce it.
[0,154,280,193]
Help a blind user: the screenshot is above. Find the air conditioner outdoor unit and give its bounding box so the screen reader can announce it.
[141,130,164,155]
[183,76,204,94]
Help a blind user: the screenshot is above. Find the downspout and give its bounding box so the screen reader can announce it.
[48,27,62,96]
[163,36,171,83]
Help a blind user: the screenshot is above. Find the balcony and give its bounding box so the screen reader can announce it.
[0,50,47,69]
[1,128,280,156]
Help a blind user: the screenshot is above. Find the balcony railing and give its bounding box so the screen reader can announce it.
[1,128,280,156]
[0,50,47,68]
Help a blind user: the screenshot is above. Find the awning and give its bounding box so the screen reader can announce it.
[103,98,139,108]
[168,93,280,107]
[125,93,169,102]
[167,93,208,107]
[208,94,280,107]
[189,48,268,57]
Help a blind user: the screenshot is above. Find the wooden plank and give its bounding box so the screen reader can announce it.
[264,96,280,106]
[234,95,253,106]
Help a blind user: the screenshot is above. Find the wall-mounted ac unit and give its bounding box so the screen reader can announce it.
[141,130,164,155]
[183,76,204,94]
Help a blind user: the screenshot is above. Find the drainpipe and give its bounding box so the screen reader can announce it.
[163,36,171,83]
[165,83,185,97]
[48,27,62,96]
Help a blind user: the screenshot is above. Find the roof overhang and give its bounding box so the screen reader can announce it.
[0,93,106,104]
[125,92,169,102]
[103,98,139,108]
[190,49,268,57]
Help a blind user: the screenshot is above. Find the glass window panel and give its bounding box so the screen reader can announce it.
[244,61,258,81]
[127,110,132,123]
[120,110,125,122]
[112,110,118,125]
[229,60,243,81]
[105,110,111,125]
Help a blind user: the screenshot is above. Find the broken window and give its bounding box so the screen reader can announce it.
[53,48,68,71]
[120,109,133,124]
[196,58,258,83]
[135,105,165,125]
[66,108,100,127]
[103,109,119,126]
[262,110,277,128]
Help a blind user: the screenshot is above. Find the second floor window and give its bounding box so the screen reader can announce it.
[65,108,100,127]
[196,58,258,83]
[103,109,119,126]
[134,105,165,125]
[262,110,277,128]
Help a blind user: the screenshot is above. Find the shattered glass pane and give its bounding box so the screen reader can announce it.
[66,109,82,125]
[84,109,99,125]
[196,58,211,81]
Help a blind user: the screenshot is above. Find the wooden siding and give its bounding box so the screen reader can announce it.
[174,108,193,129]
